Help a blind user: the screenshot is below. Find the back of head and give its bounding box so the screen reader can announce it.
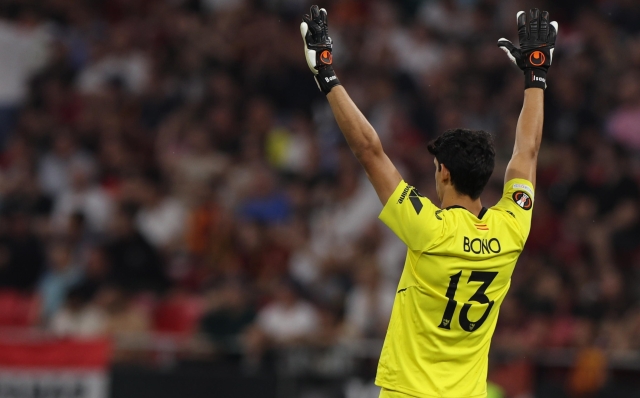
[427,129,495,200]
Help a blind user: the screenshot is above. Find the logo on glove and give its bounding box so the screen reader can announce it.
[320,50,332,65]
[529,51,546,67]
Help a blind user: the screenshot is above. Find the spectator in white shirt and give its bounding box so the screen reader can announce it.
[0,14,51,147]
[257,279,319,344]
[343,262,396,339]
[135,175,186,249]
[77,24,149,95]
[38,132,96,197]
[50,285,106,337]
[52,158,113,234]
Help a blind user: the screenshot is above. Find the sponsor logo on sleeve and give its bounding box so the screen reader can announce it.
[512,191,533,210]
[397,185,424,214]
[409,189,423,214]
[397,185,411,204]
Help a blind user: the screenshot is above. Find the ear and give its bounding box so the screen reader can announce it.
[440,163,451,183]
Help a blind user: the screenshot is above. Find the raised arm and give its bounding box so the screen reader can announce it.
[506,89,544,187]
[326,87,401,203]
[498,9,558,188]
[300,6,401,204]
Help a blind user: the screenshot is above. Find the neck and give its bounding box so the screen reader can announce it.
[440,189,483,217]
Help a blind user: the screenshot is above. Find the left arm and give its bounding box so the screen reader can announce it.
[498,9,559,188]
[505,88,544,188]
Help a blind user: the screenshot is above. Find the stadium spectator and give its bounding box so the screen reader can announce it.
[200,279,256,350]
[38,133,95,197]
[0,212,45,291]
[0,11,51,147]
[135,175,186,249]
[38,239,82,320]
[51,155,113,234]
[98,286,150,336]
[343,262,395,339]
[50,285,106,337]
[255,279,319,345]
[105,205,166,292]
[70,245,110,299]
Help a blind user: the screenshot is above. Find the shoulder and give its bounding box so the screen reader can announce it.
[379,180,447,251]
[492,179,535,239]
[487,205,519,221]
[379,180,441,226]
[485,206,526,244]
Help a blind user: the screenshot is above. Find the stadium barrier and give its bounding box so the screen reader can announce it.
[0,330,110,398]
[0,329,639,397]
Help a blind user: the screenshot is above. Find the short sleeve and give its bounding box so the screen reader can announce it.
[379,181,442,251]
[493,178,535,239]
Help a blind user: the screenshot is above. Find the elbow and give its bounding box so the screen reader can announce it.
[525,147,540,160]
[353,140,383,163]
[353,128,384,160]
[516,144,540,160]
[532,135,543,156]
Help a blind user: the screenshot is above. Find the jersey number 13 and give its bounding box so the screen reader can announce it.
[437,271,498,332]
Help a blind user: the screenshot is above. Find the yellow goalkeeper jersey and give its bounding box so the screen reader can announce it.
[376,178,535,398]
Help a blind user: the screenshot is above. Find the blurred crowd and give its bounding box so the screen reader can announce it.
[1,0,640,392]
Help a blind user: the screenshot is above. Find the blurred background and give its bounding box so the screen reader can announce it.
[0,0,639,397]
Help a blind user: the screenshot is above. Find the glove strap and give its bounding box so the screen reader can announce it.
[314,67,341,94]
[524,69,547,90]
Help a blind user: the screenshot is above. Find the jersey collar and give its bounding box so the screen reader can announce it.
[445,205,488,220]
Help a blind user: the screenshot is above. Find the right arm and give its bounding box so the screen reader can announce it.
[327,86,444,250]
[299,6,401,204]
[326,86,402,204]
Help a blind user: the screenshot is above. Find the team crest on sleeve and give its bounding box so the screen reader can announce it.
[512,191,532,210]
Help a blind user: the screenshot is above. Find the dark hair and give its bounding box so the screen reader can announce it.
[427,129,495,200]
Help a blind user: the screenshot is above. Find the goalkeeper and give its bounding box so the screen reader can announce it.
[300,6,557,398]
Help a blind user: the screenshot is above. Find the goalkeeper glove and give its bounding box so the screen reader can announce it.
[300,5,341,94]
[498,9,558,90]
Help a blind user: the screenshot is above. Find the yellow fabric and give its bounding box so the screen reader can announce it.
[375,179,534,398]
[380,388,419,398]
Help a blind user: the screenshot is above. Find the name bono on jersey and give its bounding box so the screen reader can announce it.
[463,236,501,254]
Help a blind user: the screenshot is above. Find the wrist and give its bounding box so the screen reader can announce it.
[524,69,547,90]
[315,67,341,94]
